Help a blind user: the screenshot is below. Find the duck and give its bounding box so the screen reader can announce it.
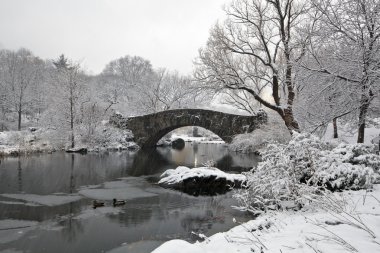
[93,200,105,209]
[113,198,126,206]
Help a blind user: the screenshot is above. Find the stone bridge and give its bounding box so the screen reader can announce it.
[110,109,267,149]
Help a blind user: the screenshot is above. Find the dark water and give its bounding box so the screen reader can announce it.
[0,143,260,253]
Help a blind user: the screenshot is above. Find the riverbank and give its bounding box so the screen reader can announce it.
[152,184,380,253]
[0,123,138,157]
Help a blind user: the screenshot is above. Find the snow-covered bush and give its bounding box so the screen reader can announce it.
[233,133,379,214]
[229,111,290,153]
[332,144,380,173]
[0,129,58,155]
[77,121,137,151]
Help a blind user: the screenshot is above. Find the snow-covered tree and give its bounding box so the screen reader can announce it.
[301,0,380,143]
[99,55,208,115]
[195,0,312,133]
[98,55,155,115]
[52,54,86,148]
[0,48,45,130]
[102,55,154,87]
[295,63,358,137]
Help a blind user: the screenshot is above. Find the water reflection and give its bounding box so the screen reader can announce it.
[17,159,22,193]
[60,215,84,243]
[127,149,169,177]
[70,154,75,194]
[0,143,259,253]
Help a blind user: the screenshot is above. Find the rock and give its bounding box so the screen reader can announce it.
[127,142,140,151]
[158,166,246,196]
[28,127,38,132]
[9,150,20,156]
[171,138,185,150]
[66,147,88,154]
[125,136,134,142]
[156,139,171,147]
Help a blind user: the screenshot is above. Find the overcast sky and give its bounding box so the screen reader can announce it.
[0,0,227,75]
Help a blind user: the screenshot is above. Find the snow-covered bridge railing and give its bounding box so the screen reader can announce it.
[110,109,267,149]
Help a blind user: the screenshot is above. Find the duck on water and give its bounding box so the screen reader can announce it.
[92,199,126,208]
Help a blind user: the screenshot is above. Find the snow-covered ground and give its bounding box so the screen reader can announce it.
[152,184,380,253]
[322,119,380,145]
[170,134,224,144]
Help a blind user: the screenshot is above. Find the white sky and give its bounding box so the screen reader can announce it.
[0,0,227,75]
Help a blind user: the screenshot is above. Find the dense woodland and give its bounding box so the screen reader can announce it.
[0,0,380,147]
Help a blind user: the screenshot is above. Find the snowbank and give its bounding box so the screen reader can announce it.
[152,185,380,253]
[158,166,246,195]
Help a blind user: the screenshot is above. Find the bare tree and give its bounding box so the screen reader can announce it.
[138,69,205,113]
[195,0,311,133]
[220,89,263,115]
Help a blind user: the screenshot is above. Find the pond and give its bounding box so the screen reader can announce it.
[0,143,260,253]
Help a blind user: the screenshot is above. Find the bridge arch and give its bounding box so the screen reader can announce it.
[110,109,267,149]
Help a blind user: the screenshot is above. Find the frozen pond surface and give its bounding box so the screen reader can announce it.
[0,143,260,253]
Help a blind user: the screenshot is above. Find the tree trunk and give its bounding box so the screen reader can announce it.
[357,101,368,143]
[333,118,338,138]
[281,108,300,134]
[1,104,4,132]
[18,107,22,131]
[70,97,75,148]
[357,90,372,143]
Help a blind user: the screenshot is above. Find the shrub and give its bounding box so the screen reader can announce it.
[233,133,379,214]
